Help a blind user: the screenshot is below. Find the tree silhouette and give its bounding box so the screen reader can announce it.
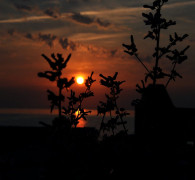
[97,72,129,136]
[123,0,190,91]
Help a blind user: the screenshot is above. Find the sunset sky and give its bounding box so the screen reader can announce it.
[0,0,194,110]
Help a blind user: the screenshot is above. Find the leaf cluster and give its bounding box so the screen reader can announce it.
[38,53,75,113]
[38,53,74,89]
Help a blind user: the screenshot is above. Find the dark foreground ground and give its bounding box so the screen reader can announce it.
[0,126,195,180]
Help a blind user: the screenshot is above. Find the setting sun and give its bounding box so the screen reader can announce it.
[76,76,84,85]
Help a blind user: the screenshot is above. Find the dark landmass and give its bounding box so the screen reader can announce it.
[0,125,194,180]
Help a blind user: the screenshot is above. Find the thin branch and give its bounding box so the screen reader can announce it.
[135,54,150,73]
[165,62,176,88]
[115,104,128,134]
[99,113,106,136]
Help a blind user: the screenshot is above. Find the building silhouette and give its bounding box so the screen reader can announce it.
[135,84,195,147]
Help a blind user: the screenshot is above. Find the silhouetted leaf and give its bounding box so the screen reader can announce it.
[113,72,118,80]
[180,46,190,55]
[124,50,134,56]
[85,71,96,90]
[136,80,146,93]
[97,105,106,115]
[47,90,64,113]
[80,91,94,98]
[161,20,176,29]
[178,55,187,64]
[65,77,75,89]
[122,44,131,51]
[38,71,60,81]
[174,32,178,39]
[42,54,57,70]
[62,53,71,69]
[51,53,58,62]
[143,5,155,10]
[182,34,189,40]
[122,35,137,56]
[169,35,174,42]
[144,31,155,40]
[172,70,182,79]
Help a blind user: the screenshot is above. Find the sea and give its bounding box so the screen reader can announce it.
[0,108,135,134]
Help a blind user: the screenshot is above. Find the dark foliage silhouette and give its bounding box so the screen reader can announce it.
[121,2,195,179]
[97,72,129,136]
[62,71,96,128]
[38,53,74,118]
[123,0,190,93]
[1,1,194,180]
[38,53,95,128]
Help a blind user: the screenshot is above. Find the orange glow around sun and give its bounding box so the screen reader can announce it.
[77,118,87,127]
[75,109,86,127]
[76,76,84,85]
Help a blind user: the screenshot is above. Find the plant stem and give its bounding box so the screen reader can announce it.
[99,113,105,136]
[58,73,62,118]
[165,62,176,88]
[153,18,161,86]
[114,99,128,134]
[59,87,62,118]
[135,54,150,73]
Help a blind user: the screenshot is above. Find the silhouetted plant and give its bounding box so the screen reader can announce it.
[62,72,96,128]
[38,53,75,118]
[97,72,129,136]
[123,0,190,93]
[38,53,95,128]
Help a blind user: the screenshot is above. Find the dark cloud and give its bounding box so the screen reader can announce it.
[110,49,118,56]
[96,18,111,28]
[6,29,74,49]
[59,37,68,49]
[69,12,111,28]
[7,30,56,47]
[13,2,111,28]
[59,37,77,51]
[14,3,61,19]
[38,33,57,47]
[71,13,94,24]
[6,29,118,56]
[44,8,61,19]
[7,29,15,36]
[14,4,33,12]
[25,33,34,40]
